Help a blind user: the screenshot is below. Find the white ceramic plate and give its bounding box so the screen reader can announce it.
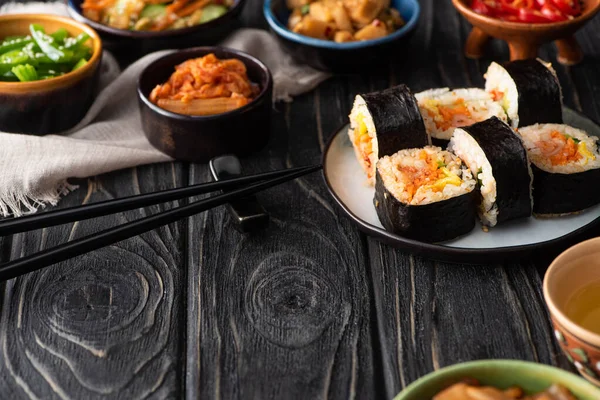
[322,108,600,262]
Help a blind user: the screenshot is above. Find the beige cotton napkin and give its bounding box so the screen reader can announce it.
[0,2,329,217]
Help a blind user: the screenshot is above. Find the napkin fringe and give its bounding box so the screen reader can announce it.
[0,181,78,217]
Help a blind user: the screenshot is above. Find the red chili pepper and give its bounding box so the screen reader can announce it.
[518,7,554,21]
[471,0,495,16]
[550,0,581,16]
[471,0,579,22]
[499,0,521,14]
[541,3,569,20]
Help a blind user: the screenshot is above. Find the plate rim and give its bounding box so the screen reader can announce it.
[321,107,600,263]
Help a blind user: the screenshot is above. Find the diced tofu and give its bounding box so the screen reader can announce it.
[292,16,334,39]
[354,20,387,40]
[466,386,514,399]
[309,2,333,22]
[331,3,353,31]
[343,0,386,26]
[334,30,353,42]
[433,382,471,400]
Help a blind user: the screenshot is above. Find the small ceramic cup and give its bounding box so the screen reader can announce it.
[544,236,600,386]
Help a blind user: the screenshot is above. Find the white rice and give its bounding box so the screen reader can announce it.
[484,62,519,128]
[519,124,600,173]
[377,146,475,206]
[415,88,507,140]
[449,129,498,226]
[348,95,379,184]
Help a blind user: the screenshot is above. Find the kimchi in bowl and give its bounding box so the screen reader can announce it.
[137,47,273,162]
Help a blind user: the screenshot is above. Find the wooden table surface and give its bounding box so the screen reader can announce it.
[1,0,600,398]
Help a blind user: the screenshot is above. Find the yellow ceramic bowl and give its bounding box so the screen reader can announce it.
[544,237,600,386]
[0,14,102,135]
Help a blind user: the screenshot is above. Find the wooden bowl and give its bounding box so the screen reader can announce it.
[451,0,600,65]
[544,237,600,386]
[0,14,102,135]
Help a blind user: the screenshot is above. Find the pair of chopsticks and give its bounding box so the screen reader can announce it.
[0,164,322,282]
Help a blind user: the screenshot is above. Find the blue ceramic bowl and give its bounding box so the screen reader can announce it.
[264,0,420,73]
[68,0,245,57]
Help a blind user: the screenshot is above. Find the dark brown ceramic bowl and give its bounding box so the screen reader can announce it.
[67,0,245,58]
[0,14,102,135]
[451,0,600,65]
[137,47,273,163]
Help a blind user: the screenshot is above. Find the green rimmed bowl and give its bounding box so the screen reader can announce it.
[394,360,600,399]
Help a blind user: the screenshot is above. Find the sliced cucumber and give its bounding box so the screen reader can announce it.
[140,4,167,19]
[199,4,228,23]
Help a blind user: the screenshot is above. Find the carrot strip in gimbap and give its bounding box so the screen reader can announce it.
[519,123,600,216]
[415,88,507,143]
[374,146,477,243]
[348,84,429,184]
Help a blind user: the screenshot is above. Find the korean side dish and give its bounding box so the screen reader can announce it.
[470,0,582,23]
[0,24,92,82]
[81,0,231,31]
[286,0,405,42]
[434,380,578,399]
[347,59,600,243]
[149,53,259,116]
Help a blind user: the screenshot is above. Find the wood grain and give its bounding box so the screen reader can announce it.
[0,164,185,399]
[185,81,381,399]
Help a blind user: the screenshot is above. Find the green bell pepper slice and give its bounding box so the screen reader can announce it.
[30,24,73,63]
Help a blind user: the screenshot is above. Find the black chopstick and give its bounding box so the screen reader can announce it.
[0,165,314,236]
[0,164,322,282]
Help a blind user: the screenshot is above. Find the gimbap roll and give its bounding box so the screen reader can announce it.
[449,117,533,227]
[519,124,600,216]
[484,59,563,128]
[374,146,477,243]
[415,88,507,143]
[348,84,429,183]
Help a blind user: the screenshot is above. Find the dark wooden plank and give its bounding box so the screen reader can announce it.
[185,82,380,399]
[0,163,186,399]
[370,248,573,399]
